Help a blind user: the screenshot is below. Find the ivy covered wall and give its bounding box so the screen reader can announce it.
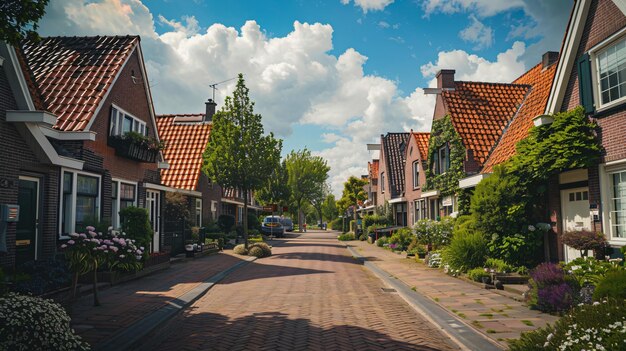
[424,115,470,213]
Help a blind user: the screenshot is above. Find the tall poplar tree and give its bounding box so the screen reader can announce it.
[203,74,282,247]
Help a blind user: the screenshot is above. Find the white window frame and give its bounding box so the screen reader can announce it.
[412,161,420,189]
[111,178,138,229]
[590,27,626,112]
[599,161,626,245]
[381,172,385,193]
[58,168,102,239]
[195,198,203,227]
[110,104,147,137]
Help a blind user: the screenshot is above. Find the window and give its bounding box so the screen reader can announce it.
[59,170,101,237]
[195,198,202,227]
[412,161,420,188]
[611,171,626,239]
[437,144,450,174]
[596,36,626,106]
[381,172,385,193]
[111,180,137,228]
[110,105,147,137]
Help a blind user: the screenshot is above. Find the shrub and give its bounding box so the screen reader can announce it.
[362,214,391,231]
[442,231,488,272]
[593,270,626,301]
[247,213,261,230]
[484,258,515,273]
[388,227,414,251]
[233,244,248,255]
[0,293,89,350]
[376,236,388,247]
[10,259,71,296]
[120,206,153,250]
[508,299,626,351]
[467,267,490,282]
[407,238,426,255]
[337,233,356,241]
[250,242,272,257]
[561,230,607,257]
[427,251,442,268]
[218,215,236,233]
[563,257,616,287]
[414,218,454,250]
[330,218,343,231]
[359,233,367,241]
[527,263,578,313]
[248,246,265,258]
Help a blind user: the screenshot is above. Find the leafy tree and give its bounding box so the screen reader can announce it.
[321,193,338,221]
[203,74,282,247]
[1,0,49,45]
[285,149,329,232]
[256,159,290,208]
[339,176,368,224]
[310,182,331,225]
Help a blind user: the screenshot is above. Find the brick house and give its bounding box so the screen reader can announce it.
[423,70,529,218]
[542,0,626,260]
[404,131,430,226]
[0,36,169,268]
[360,159,379,215]
[376,133,410,226]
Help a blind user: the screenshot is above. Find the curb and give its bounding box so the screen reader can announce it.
[346,246,504,351]
[96,256,256,351]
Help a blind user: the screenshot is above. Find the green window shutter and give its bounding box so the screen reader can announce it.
[577,53,595,114]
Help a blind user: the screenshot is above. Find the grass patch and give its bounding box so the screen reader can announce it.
[521,320,534,326]
[433,297,440,302]
[451,309,458,313]
[501,313,510,318]
[457,312,467,319]
[474,299,484,305]
[471,321,484,329]
[479,313,493,319]
[491,308,504,313]
[486,329,497,334]
[411,286,416,291]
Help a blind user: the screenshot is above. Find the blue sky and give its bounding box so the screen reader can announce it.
[38,0,572,195]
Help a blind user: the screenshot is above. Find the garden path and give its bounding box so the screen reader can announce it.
[348,239,559,347]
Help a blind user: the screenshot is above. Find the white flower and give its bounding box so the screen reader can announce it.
[528,225,536,231]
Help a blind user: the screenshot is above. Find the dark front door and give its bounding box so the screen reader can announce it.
[16,177,40,265]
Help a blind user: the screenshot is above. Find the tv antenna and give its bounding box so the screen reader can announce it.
[209,76,238,101]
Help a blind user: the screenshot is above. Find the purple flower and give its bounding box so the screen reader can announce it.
[69,233,79,238]
[537,283,575,312]
[61,244,67,248]
[67,240,75,245]
[88,231,97,237]
[86,226,95,231]
[530,263,566,288]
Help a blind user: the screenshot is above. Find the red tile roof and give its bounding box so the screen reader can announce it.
[369,160,379,180]
[156,114,211,191]
[482,61,558,173]
[19,36,138,131]
[442,82,529,166]
[412,132,430,160]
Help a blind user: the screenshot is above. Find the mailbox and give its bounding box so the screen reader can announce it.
[0,204,19,222]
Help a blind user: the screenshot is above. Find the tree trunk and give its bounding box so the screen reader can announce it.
[298,201,303,233]
[71,272,79,299]
[92,260,100,307]
[243,188,249,249]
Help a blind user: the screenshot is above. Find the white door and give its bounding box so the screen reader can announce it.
[561,187,591,262]
[146,190,160,252]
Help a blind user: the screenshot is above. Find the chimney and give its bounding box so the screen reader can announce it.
[542,51,559,69]
[204,99,217,122]
[436,69,455,89]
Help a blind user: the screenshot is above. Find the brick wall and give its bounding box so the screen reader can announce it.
[376,136,390,208]
[197,172,222,224]
[404,137,427,225]
[0,65,59,269]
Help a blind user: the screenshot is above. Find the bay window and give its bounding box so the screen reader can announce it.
[60,170,101,238]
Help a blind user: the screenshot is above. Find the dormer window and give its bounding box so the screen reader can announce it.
[110,105,147,136]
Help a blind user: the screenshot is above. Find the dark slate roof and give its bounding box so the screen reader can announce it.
[382,132,410,198]
[19,36,139,131]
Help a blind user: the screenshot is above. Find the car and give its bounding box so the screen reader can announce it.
[280,218,294,232]
[261,216,285,237]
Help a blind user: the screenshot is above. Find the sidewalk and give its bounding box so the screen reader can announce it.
[68,251,249,348]
[347,240,558,347]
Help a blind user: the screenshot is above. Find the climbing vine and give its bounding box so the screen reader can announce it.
[424,115,466,199]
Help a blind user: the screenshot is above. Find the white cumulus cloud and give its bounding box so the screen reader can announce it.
[341,0,395,13]
[459,15,493,50]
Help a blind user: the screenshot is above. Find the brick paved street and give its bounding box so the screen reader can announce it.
[69,252,246,347]
[153,231,458,351]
